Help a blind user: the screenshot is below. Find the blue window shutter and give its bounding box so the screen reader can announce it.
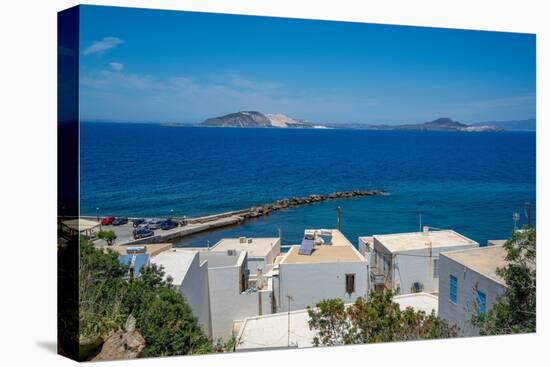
[477,290,487,314]
[450,275,457,303]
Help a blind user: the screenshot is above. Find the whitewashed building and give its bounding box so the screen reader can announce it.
[209,237,281,277]
[234,292,438,352]
[366,228,478,295]
[274,229,369,312]
[438,245,508,336]
[150,249,212,337]
[200,250,273,340]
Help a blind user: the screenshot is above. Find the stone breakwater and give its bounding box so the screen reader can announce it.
[241,190,388,219]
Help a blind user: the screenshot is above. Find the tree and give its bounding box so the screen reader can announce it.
[98,230,117,246]
[122,264,212,356]
[472,228,536,335]
[308,291,457,346]
[79,238,212,359]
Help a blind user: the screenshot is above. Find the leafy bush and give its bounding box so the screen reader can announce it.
[308,291,457,346]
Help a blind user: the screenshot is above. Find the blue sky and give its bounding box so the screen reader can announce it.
[79,5,536,125]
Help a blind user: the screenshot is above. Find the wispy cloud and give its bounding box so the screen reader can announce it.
[109,62,124,71]
[80,69,381,123]
[83,37,124,56]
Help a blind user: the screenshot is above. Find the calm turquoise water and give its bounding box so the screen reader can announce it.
[80,123,536,246]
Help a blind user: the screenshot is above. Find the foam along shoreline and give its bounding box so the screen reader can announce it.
[93,190,388,246]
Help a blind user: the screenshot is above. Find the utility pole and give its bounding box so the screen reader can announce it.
[337,206,341,231]
[286,295,293,347]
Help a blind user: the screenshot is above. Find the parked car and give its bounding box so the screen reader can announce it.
[112,217,129,226]
[160,219,179,230]
[136,223,150,231]
[133,227,154,239]
[132,218,146,227]
[101,216,115,225]
[146,218,163,230]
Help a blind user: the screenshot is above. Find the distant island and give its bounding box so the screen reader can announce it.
[358,117,503,132]
[471,118,536,132]
[199,112,511,132]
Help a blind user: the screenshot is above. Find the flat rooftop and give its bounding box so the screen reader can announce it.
[374,229,478,253]
[393,292,439,314]
[150,248,198,285]
[281,244,363,264]
[235,292,438,351]
[110,243,172,257]
[210,237,279,258]
[441,245,508,285]
[330,229,354,247]
[63,218,100,231]
[235,309,315,350]
[199,250,244,268]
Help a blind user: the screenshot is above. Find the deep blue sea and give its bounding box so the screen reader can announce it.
[80,123,536,247]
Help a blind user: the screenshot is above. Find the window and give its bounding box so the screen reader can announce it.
[449,275,458,303]
[433,259,439,278]
[476,290,487,315]
[345,274,356,294]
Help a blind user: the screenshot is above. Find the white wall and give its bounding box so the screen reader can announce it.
[247,238,281,276]
[207,265,268,340]
[278,261,369,312]
[392,245,476,295]
[178,255,212,337]
[371,243,477,295]
[265,239,281,267]
[247,257,265,276]
[438,254,506,336]
[358,238,371,258]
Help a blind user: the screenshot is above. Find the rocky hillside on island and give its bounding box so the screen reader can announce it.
[202,111,271,127]
[202,111,314,128]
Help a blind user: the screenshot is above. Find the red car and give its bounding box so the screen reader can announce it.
[101,216,115,225]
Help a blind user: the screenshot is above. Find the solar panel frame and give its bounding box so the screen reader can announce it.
[298,238,315,255]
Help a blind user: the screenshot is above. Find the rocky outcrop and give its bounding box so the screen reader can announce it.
[92,315,145,361]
